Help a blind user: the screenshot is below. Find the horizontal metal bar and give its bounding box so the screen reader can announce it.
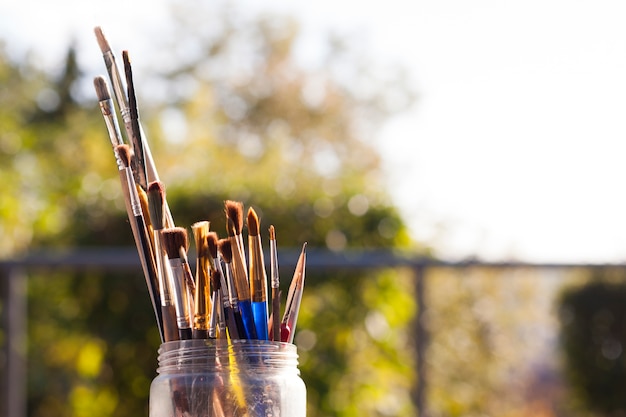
[1,248,623,271]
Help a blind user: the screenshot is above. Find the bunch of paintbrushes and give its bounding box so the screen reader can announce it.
[92,26,306,345]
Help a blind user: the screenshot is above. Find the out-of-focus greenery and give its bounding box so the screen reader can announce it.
[1,3,423,417]
[559,269,626,417]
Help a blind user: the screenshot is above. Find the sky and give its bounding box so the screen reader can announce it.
[2,0,626,264]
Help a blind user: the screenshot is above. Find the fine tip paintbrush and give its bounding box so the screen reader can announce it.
[161,227,193,340]
[281,242,307,343]
[225,201,257,339]
[147,181,179,342]
[218,238,246,340]
[247,207,269,340]
[191,221,211,339]
[115,144,164,342]
[122,50,148,192]
[268,225,281,342]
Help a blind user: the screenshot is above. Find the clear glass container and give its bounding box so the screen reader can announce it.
[150,339,306,417]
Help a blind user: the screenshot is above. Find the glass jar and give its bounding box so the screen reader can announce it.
[150,339,306,417]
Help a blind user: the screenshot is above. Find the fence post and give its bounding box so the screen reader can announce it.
[413,264,428,417]
[1,265,27,417]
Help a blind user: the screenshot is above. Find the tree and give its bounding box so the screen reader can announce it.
[559,270,626,416]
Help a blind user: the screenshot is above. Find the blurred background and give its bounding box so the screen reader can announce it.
[2,0,626,416]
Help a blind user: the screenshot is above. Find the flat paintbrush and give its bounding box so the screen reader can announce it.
[147,181,179,342]
[268,225,281,342]
[225,201,257,339]
[161,227,193,340]
[191,221,211,339]
[247,207,269,340]
[281,242,307,343]
[114,144,164,342]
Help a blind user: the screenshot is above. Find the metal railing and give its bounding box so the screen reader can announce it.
[0,248,620,417]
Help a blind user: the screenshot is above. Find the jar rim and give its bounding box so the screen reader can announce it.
[158,338,296,353]
[156,339,300,374]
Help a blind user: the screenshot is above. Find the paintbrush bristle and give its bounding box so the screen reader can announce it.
[137,186,151,226]
[93,76,111,102]
[94,26,111,53]
[218,238,232,264]
[161,227,188,259]
[247,207,260,236]
[147,181,165,230]
[269,225,275,240]
[225,200,243,234]
[192,221,210,257]
[116,144,132,168]
[206,232,219,259]
[226,218,237,237]
[210,269,221,291]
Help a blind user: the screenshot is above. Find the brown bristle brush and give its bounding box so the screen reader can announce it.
[147,181,178,342]
[224,201,257,339]
[161,227,193,340]
[247,207,269,340]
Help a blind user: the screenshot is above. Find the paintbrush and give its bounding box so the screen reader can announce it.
[207,232,229,339]
[94,76,155,244]
[94,27,174,227]
[122,50,148,192]
[218,238,246,340]
[191,221,211,339]
[268,225,281,342]
[147,181,179,342]
[93,27,129,133]
[177,233,197,324]
[225,200,247,266]
[247,207,269,340]
[93,76,124,150]
[114,144,164,342]
[208,267,224,339]
[281,242,307,343]
[161,227,193,340]
[225,201,257,339]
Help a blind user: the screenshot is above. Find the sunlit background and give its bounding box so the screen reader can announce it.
[2,1,626,417]
[4,0,626,263]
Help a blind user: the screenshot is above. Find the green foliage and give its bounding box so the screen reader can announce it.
[28,270,159,417]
